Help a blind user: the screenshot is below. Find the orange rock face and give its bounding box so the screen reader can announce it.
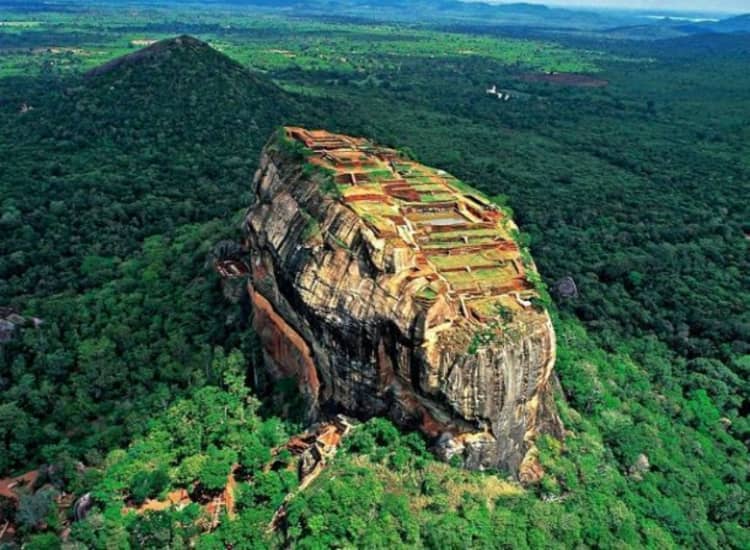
[250,285,320,399]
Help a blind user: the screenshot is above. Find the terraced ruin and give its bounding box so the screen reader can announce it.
[287,126,537,323]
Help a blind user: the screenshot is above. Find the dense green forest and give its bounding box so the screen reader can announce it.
[43,315,743,549]
[0,1,748,548]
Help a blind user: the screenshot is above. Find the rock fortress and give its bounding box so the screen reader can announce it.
[237,127,564,480]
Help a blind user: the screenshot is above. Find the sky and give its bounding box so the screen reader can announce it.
[484,0,748,14]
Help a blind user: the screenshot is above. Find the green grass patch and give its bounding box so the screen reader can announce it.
[417,286,439,300]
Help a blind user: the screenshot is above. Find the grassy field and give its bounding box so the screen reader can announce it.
[0,8,603,79]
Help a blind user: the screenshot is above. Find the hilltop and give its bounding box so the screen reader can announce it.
[1,35,307,301]
[85,35,219,78]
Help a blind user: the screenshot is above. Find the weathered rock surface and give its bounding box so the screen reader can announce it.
[243,127,563,477]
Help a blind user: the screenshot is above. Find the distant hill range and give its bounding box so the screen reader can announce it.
[214,1,750,37]
[211,0,634,28]
[4,0,746,37]
[601,12,750,40]
[700,13,750,33]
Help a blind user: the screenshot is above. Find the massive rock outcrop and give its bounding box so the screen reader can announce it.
[243,127,563,478]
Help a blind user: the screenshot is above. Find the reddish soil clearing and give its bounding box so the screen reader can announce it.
[0,470,39,500]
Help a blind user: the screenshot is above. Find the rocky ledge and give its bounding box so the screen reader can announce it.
[242,127,563,479]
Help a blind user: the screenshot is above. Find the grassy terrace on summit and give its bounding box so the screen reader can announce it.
[283,127,544,325]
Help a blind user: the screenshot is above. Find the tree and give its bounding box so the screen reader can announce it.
[198,446,237,493]
[130,468,170,505]
[17,487,57,531]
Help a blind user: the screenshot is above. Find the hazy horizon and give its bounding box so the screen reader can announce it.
[475,0,748,14]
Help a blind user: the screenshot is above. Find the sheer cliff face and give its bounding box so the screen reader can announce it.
[244,128,563,478]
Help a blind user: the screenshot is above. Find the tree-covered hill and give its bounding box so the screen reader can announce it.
[0,35,318,477]
[0,35,309,302]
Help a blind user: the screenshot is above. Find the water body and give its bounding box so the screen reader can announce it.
[641,14,719,21]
